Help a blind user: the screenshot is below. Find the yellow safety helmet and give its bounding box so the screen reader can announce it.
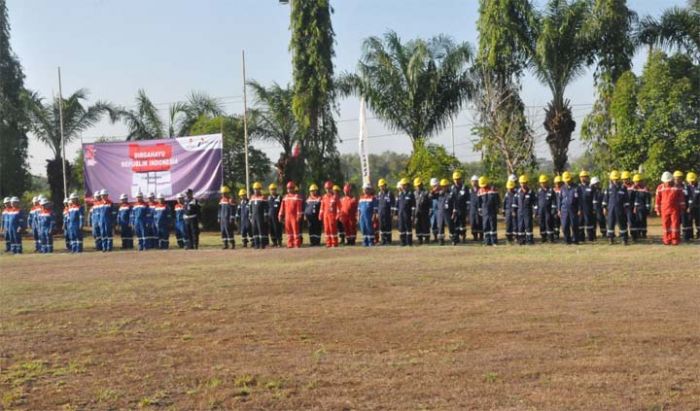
[252,182,262,190]
[562,171,572,182]
[553,175,562,184]
[439,178,450,187]
[632,173,642,183]
[579,170,590,178]
[238,188,247,197]
[268,183,277,191]
[673,170,684,178]
[539,174,549,183]
[220,185,230,194]
[413,177,422,186]
[518,175,529,184]
[378,178,387,187]
[621,171,631,180]
[506,180,516,189]
[332,185,341,192]
[399,177,409,186]
[478,176,489,188]
[609,170,620,180]
[309,183,319,192]
[452,170,463,180]
[686,172,697,183]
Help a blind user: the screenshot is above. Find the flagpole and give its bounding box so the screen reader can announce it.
[241,50,250,194]
[58,67,67,200]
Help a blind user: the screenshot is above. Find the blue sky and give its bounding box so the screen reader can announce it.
[7,0,684,175]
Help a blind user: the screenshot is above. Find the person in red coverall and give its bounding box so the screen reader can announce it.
[278,181,304,248]
[338,183,359,245]
[319,180,339,247]
[655,171,686,245]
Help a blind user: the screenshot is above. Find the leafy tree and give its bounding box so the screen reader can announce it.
[26,89,115,206]
[474,0,535,178]
[289,0,341,185]
[247,80,302,184]
[340,31,473,151]
[189,115,271,190]
[472,67,536,178]
[339,151,411,185]
[509,0,596,173]
[607,51,700,183]
[0,0,30,197]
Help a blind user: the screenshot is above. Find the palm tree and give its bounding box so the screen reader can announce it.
[115,89,224,140]
[168,91,224,137]
[512,0,596,173]
[26,89,116,203]
[636,4,700,61]
[247,80,300,183]
[339,31,473,151]
[115,89,164,140]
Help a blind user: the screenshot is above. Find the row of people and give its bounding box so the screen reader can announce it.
[2,170,698,253]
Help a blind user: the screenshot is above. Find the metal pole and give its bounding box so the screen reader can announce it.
[450,116,455,157]
[241,50,250,194]
[58,67,67,199]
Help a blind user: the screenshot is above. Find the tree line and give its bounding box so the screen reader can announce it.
[1,0,698,205]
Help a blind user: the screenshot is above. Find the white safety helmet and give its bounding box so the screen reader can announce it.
[69,192,79,200]
[471,175,479,182]
[3,197,10,204]
[590,176,600,185]
[100,189,108,196]
[508,174,517,182]
[93,191,101,198]
[148,192,155,198]
[157,193,165,199]
[176,192,185,199]
[10,196,20,203]
[32,196,38,203]
[136,191,144,198]
[430,177,439,187]
[661,171,673,183]
[363,183,372,190]
[40,198,49,206]
[119,194,128,200]
[63,198,70,204]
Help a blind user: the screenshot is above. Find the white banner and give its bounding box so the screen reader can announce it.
[358,98,371,186]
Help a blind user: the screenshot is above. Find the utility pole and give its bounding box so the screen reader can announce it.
[241,50,250,194]
[58,67,67,200]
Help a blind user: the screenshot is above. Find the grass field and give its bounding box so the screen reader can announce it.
[1,221,699,410]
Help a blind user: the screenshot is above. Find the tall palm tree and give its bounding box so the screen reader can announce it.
[339,31,474,151]
[512,0,596,173]
[636,4,700,61]
[115,89,224,140]
[168,91,224,137]
[26,89,116,203]
[115,89,164,140]
[247,80,300,183]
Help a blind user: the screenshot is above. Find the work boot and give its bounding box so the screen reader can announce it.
[608,237,614,245]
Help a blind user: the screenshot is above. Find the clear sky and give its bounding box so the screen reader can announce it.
[7,0,684,175]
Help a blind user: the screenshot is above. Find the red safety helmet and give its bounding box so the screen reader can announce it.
[324,180,333,190]
[343,183,352,194]
[286,181,296,189]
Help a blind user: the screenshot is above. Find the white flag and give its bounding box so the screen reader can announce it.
[358,98,371,186]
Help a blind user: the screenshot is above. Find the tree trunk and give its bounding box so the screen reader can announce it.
[46,157,73,227]
[544,101,576,174]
